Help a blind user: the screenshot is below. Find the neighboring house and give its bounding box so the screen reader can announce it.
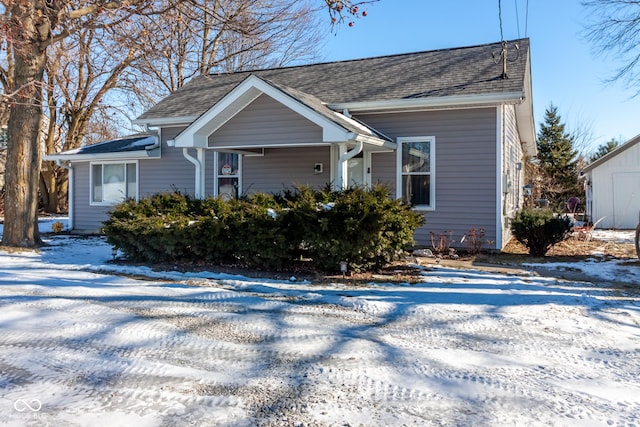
[582,133,640,229]
[45,38,536,250]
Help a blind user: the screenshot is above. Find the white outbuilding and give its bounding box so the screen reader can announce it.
[582,134,640,229]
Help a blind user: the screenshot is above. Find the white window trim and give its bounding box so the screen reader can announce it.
[396,136,436,211]
[213,152,242,198]
[89,160,139,206]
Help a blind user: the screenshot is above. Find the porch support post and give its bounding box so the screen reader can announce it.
[337,140,363,190]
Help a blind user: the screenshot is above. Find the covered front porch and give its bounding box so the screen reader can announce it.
[167,74,395,199]
[175,143,396,200]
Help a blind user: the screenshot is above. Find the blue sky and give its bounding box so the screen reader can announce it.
[321,0,639,154]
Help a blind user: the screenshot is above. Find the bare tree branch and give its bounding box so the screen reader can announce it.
[583,0,640,94]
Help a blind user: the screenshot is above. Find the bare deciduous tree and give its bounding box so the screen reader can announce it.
[42,0,326,214]
[41,19,153,213]
[583,0,640,93]
[131,0,323,107]
[0,0,179,247]
[0,0,375,248]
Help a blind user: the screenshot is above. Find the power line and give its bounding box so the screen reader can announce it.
[498,0,504,41]
[500,0,530,41]
[515,0,520,38]
[525,0,529,37]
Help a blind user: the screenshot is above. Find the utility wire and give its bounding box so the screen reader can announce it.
[515,0,520,38]
[525,0,529,37]
[498,0,504,41]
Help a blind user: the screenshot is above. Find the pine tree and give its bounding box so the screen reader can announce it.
[536,105,583,210]
[589,138,620,163]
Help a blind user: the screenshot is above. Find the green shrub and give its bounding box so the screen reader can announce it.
[282,185,424,272]
[102,186,424,273]
[226,194,293,270]
[182,197,237,264]
[510,209,573,256]
[102,192,193,262]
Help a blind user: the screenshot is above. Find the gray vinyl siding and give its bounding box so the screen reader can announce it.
[71,106,504,251]
[502,105,523,246]
[72,162,111,232]
[371,152,396,193]
[356,108,498,249]
[210,94,323,148]
[71,126,200,232]
[242,146,332,194]
[138,126,197,197]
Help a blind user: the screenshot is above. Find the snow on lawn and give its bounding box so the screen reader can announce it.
[0,219,639,426]
[524,229,640,285]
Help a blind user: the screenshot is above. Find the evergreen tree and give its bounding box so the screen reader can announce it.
[589,138,620,163]
[536,105,583,210]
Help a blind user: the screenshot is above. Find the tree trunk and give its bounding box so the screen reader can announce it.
[38,172,50,212]
[3,91,44,247]
[1,2,48,248]
[57,173,69,213]
[40,164,61,214]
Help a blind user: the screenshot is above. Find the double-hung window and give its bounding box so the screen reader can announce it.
[397,136,435,209]
[91,161,138,205]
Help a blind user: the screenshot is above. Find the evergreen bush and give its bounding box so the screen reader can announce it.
[102,186,424,273]
[226,194,292,270]
[510,209,573,256]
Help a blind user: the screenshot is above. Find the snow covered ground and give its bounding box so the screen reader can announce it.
[0,218,639,426]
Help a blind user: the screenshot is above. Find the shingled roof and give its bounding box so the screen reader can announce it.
[137,38,530,122]
[44,134,159,160]
[68,134,157,155]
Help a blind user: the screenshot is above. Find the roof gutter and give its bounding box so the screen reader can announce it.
[350,132,396,149]
[329,92,525,113]
[43,151,155,162]
[132,115,198,127]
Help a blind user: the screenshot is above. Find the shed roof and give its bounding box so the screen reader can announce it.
[582,133,640,173]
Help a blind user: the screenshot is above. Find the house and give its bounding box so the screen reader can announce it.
[45,38,536,250]
[582,134,640,229]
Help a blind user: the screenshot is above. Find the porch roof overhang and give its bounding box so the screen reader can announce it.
[43,134,160,162]
[169,74,395,151]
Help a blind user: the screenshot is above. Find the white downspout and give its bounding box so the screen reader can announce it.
[197,148,205,197]
[183,148,205,199]
[56,160,74,231]
[337,140,363,190]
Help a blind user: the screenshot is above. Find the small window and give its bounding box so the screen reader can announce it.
[397,137,435,209]
[91,161,138,205]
